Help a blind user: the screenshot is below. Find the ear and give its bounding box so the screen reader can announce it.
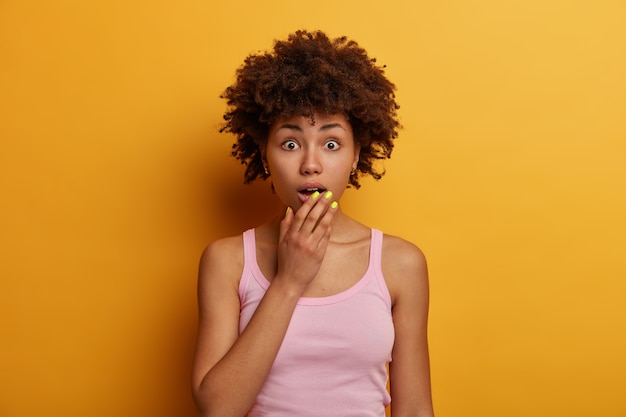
[352,144,361,171]
[259,143,271,175]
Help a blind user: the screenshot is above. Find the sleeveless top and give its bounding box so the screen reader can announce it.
[239,228,395,417]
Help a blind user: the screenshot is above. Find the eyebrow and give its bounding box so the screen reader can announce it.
[276,122,346,132]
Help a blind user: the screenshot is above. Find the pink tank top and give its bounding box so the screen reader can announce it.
[239,228,394,417]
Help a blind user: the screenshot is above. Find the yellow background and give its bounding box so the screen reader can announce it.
[1,1,625,416]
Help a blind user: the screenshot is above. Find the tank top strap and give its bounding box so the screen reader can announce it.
[369,228,392,309]
[239,228,256,303]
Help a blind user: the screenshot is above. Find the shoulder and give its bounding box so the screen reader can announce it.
[200,234,244,267]
[380,233,427,276]
[380,233,429,307]
[198,234,245,296]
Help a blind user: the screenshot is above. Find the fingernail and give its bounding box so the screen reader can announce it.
[311,191,320,200]
[324,191,333,200]
[331,201,338,209]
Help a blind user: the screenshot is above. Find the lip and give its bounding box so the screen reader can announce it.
[297,182,327,203]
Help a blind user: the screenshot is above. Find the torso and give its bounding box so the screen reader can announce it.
[238,225,395,417]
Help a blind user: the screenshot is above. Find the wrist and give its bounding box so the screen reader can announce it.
[269,273,307,300]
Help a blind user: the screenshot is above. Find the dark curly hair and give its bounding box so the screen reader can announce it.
[220,30,400,188]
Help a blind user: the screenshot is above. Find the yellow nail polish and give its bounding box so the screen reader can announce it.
[324,191,333,199]
[331,201,338,209]
[311,191,320,200]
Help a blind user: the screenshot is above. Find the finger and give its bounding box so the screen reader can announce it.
[310,199,338,240]
[291,190,325,232]
[300,191,334,233]
[279,206,293,242]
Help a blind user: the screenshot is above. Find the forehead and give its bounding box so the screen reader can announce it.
[269,113,352,133]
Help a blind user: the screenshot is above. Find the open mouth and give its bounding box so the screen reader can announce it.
[298,187,327,201]
[299,187,326,195]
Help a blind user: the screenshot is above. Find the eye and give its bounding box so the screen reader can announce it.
[324,140,340,150]
[281,140,300,151]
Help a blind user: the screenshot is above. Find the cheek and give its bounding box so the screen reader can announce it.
[266,164,293,192]
[267,158,293,177]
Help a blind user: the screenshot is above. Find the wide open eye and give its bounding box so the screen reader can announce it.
[281,140,300,150]
[324,140,340,150]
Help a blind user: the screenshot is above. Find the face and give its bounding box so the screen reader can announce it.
[264,113,360,209]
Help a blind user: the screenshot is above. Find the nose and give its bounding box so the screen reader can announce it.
[300,149,322,175]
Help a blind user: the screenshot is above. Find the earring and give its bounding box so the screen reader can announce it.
[350,167,357,176]
[264,166,269,175]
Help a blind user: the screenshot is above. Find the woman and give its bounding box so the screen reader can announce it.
[192,30,434,417]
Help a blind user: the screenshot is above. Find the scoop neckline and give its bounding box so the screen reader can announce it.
[249,228,374,306]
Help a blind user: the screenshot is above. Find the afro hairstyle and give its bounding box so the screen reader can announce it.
[220,29,400,188]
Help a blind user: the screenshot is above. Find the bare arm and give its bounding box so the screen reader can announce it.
[191,193,338,417]
[384,237,434,417]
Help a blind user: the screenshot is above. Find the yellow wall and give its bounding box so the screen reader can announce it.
[1,1,625,416]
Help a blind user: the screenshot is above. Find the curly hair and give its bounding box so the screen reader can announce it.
[220,30,400,188]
